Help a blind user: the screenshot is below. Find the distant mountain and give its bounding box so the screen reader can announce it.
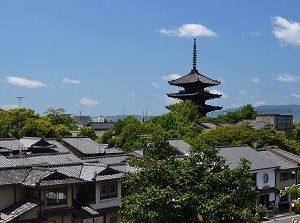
[208,104,300,121]
[108,115,145,122]
[108,104,300,122]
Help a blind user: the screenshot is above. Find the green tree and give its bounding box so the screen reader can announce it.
[195,124,256,147]
[211,104,256,123]
[44,107,76,130]
[78,127,97,141]
[293,122,300,142]
[121,141,257,223]
[240,104,257,119]
[0,108,38,138]
[22,117,57,138]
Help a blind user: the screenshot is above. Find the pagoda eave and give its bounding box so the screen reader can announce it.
[167,92,221,100]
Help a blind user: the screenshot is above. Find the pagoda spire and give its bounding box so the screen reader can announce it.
[192,38,198,72]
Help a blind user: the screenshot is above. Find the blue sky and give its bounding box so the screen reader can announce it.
[1,1,300,117]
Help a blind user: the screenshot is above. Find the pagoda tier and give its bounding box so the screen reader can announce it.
[196,104,223,117]
[166,39,222,117]
[167,91,222,100]
[168,69,220,89]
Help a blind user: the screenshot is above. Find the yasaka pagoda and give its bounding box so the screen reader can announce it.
[167,39,222,117]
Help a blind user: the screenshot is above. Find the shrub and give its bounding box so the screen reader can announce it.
[256,205,266,219]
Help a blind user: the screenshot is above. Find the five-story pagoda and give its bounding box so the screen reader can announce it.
[167,39,222,117]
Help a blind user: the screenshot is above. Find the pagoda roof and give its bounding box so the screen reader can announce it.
[167,91,221,99]
[168,70,220,87]
[196,104,223,111]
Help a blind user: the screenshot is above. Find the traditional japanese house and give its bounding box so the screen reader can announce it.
[167,39,222,117]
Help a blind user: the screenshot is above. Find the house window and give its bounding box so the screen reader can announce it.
[94,216,104,223]
[83,219,93,223]
[110,215,117,223]
[263,173,269,183]
[100,181,118,200]
[280,172,290,181]
[25,187,40,199]
[46,188,67,205]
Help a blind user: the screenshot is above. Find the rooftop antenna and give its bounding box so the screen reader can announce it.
[15,96,24,157]
[192,38,198,73]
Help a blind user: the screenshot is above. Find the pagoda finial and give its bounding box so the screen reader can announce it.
[192,38,197,72]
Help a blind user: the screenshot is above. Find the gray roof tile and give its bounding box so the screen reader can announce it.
[258,149,296,170]
[0,198,41,223]
[217,145,280,171]
[7,153,81,167]
[168,71,220,86]
[169,138,191,155]
[0,138,27,152]
[0,168,31,185]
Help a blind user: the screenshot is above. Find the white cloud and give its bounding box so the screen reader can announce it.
[239,90,247,95]
[209,89,228,98]
[275,74,300,82]
[79,98,99,107]
[130,93,136,97]
[164,95,179,105]
[6,76,46,88]
[162,74,181,81]
[2,104,18,109]
[291,93,300,99]
[251,78,260,83]
[249,32,261,37]
[62,78,80,84]
[150,82,160,88]
[255,101,267,106]
[272,16,300,47]
[159,23,217,37]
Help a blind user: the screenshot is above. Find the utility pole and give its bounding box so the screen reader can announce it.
[15,96,24,156]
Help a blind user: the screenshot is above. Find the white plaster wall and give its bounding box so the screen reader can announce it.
[255,168,276,189]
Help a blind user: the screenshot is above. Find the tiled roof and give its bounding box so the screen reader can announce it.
[49,164,83,178]
[38,207,77,218]
[0,198,41,223]
[95,173,123,181]
[109,163,137,173]
[127,149,144,158]
[80,163,107,181]
[82,155,128,164]
[44,139,70,153]
[86,122,115,130]
[0,138,27,152]
[0,156,14,168]
[197,122,217,130]
[7,153,81,167]
[0,168,31,185]
[273,147,300,163]
[168,71,220,86]
[19,137,42,148]
[217,145,280,171]
[23,168,84,187]
[258,149,296,170]
[73,200,99,218]
[167,91,221,99]
[61,137,103,154]
[169,138,191,155]
[96,206,120,214]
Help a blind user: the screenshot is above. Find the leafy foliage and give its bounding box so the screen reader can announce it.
[203,104,257,123]
[78,127,97,141]
[0,107,75,139]
[121,141,257,223]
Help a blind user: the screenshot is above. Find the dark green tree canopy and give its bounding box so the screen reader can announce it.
[121,141,257,223]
